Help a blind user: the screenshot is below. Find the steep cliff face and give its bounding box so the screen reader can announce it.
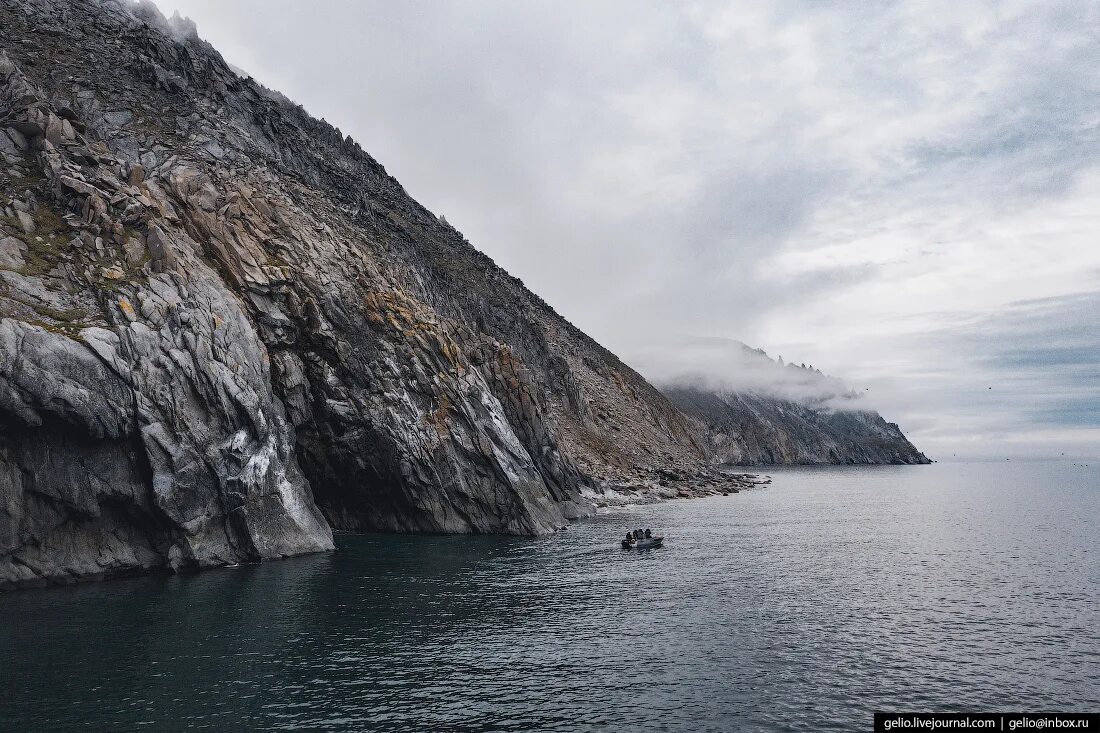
[0,0,714,588]
[665,387,929,465]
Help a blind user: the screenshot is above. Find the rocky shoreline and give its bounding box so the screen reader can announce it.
[586,468,771,508]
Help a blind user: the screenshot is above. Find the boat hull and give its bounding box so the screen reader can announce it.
[621,537,664,550]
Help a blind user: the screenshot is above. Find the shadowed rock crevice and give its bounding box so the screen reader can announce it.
[0,412,172,589]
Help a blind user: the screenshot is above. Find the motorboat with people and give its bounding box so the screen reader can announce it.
[621,528,664,550]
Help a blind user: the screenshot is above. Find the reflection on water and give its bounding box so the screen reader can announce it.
[1,462,1098,731]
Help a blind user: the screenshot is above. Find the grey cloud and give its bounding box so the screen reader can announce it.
[865,293,1100,450]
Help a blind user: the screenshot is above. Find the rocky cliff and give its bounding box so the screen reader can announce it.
[665,388,929,465]
[0,0,924,590]
[0,0,718,588]
[660,344,929,465]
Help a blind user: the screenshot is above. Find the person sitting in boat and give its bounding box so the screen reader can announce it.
[625,531,634,543]
[634,529,642,539]
[644,528,651,538]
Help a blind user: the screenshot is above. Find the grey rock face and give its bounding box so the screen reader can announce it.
[0,0,926,589]
[664,387,930,465]
[0,319,164,586]
[0,6,335,587]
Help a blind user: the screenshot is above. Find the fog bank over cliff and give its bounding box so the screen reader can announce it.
[631,335,869,410]
[638,336,929,466]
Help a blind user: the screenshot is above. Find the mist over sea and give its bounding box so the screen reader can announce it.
[2,462,1096,731]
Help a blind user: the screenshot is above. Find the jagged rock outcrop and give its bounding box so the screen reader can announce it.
[0,0,925,589]
[0,28,337,588]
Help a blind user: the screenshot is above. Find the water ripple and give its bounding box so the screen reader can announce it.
[1,462,1098,731]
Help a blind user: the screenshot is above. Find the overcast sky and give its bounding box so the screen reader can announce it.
[152,0,1100,461]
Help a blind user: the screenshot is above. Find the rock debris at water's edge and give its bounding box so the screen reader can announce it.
[588,470,771,509]
[0,0,922,590]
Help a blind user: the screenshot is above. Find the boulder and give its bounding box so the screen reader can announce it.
[15,210,34,234]
[127,163,145,185]
[0,236,25,269]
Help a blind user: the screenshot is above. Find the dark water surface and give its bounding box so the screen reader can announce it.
[2,462,1098,731]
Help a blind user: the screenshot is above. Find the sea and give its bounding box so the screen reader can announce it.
[1,461,1097,731]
